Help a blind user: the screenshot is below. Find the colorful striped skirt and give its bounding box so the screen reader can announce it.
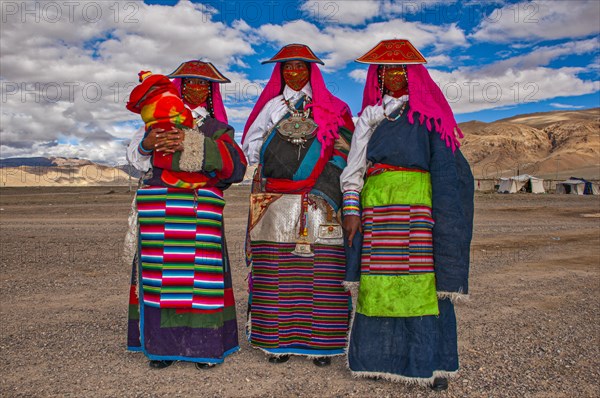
[127,186,239,363]
[247,194,350,356]
[249,242,349,356]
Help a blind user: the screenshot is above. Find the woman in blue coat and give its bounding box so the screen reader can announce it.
[341,40,474,390]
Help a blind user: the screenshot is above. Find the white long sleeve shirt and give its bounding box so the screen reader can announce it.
[126,106,210,172]
[340,94,409,193]
[242,83,313,165]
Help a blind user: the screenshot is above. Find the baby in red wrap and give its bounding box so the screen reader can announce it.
[126,71,194,172]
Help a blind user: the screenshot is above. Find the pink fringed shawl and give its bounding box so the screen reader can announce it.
[242,63,352,154]
[172,78,228,124]
[360,64,463,151]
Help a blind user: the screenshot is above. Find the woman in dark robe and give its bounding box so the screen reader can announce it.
[341,40,474,390]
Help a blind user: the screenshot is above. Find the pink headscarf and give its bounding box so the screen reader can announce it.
[172,78,228,124]
[242,63,353,154]
[360,64,463,151]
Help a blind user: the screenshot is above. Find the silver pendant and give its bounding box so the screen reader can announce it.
[276,115,318,146]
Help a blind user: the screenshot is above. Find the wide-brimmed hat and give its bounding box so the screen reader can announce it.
[356,39,427,65]
[167,60,230,83]
[262,43,324,65]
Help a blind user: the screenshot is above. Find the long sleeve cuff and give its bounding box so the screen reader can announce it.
[342,190,361,217]
[138,141,152,156]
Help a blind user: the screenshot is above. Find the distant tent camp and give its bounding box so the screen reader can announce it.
[555,177,599,195]
[497,175,545,194]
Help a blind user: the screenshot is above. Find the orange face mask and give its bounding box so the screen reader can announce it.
[183,81,210,106]
[382,66,408,98]
[283,63,310,91]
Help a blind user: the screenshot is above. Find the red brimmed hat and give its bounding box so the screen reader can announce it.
[262,43,324,65]
[167,60,230,83]
[356,39,427,64]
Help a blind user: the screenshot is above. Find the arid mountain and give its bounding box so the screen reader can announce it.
[0,157,134,187]
[0,157,95,168]
[49,157,95,167]
[497,108,600,129]
[1,108,598,186]
[459,108,600,179]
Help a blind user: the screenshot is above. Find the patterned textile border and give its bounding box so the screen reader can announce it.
[137,187,225,309]
[361,204,434,275]
[250,242,349,352]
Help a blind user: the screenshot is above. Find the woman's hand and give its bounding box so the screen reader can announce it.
[141,127,163,152]
[342,215,362,247]
[152,128,185,154]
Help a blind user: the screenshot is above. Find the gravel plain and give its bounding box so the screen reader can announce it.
[0,186,598,398]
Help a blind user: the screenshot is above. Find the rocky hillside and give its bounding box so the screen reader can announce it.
[0,157,134,187]
[459,108,600,179]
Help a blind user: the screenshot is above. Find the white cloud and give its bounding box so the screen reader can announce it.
[429,65,598,114]
[382,0,459,15]
[426,55,452,67]
[301,0,381,25]
[300,0,468,26]
[346,56,598,114]
[0,0,255,164]
[471,0,600,43]
[587,55,600,73]
[257,19,468,71]
[219,72,267,108]
[549,103,586,109]
[224,106,254,123]
[478,38,599,75]
[1,0,597,164]
[0,139,130,166]
[349,69,368,83]
[224,106,255,141]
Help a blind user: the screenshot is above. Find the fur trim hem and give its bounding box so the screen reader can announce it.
[179,128,205,172]
[245,317,252,338]
[342,281,359,298]
[350,369,458,386]
[437,291,470,303]
[344,284,358,366]
[253,346,344,359]
[122,194,138,266]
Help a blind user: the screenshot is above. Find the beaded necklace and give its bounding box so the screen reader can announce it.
[383,100,408,122]
[283,95,312,118]
[378,64,409,121]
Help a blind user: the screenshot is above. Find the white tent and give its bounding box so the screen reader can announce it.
[556,178,599,195]
[497,174,545,194]
[556,179,586,195]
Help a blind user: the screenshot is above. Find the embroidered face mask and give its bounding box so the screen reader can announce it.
[283,61,310,91]
[382,66,408,97]
[183,79,210,106]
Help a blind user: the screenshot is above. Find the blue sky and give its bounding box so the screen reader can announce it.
[1,0,598,164]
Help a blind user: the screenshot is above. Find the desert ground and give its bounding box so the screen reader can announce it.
[0,186,598,398]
